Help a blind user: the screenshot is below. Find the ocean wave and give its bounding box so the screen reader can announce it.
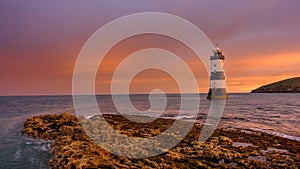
[25,140,52,145]
[162,115,196,120]
[248,128,300,142]
[13,150,21,160]
[84,115,93,119]
[24,138,53,152]
[222,127,300,142]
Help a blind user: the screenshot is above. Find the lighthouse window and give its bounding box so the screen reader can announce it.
[214,64,216,67]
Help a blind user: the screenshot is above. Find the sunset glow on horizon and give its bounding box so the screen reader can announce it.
[1,0,299,95]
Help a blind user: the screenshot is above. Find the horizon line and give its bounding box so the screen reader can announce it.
[0,92,254,97]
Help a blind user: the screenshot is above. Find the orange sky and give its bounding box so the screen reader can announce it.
[95,34,300,94]
[0,1,299,95]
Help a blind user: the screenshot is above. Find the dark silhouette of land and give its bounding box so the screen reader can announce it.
[251,77,300,93]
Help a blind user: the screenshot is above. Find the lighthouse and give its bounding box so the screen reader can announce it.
[207,47,228,99]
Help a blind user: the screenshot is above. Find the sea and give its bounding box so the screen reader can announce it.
[0,93,299,169]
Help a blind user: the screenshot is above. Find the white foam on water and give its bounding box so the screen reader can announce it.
[249,128,300,142]
[13,150,21,160]
[162,115,196,120]
[174,115,195,120]
[25,140,52,145]
[84,115,93,119]
[33,144,51,152]
[24,137,53,152]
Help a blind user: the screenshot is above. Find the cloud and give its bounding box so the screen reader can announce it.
[1,0,300,95]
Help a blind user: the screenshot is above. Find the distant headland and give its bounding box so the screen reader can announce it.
[251,77,300,93]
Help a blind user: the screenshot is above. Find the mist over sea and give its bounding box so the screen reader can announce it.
[0,93,299,168]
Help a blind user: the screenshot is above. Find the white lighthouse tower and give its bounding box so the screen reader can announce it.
[207,47,228,99]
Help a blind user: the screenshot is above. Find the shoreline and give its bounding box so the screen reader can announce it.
[21,112,300,168]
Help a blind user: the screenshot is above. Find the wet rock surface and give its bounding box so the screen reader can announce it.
[22,112,300,169]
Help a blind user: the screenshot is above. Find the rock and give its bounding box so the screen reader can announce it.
[21,113,300,168]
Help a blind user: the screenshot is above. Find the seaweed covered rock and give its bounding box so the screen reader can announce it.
[22,113,300,169]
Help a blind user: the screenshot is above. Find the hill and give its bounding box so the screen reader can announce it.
[251,77,300,93]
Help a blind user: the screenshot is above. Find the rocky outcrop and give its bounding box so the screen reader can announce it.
[22,112,300,168]
[251,77,300,93]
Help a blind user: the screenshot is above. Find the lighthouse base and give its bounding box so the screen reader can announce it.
[207,88,228,100]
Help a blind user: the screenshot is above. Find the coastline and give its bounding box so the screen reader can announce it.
[21,112,300,168]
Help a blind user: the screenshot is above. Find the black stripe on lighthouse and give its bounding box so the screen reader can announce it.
[210,72,225,80]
